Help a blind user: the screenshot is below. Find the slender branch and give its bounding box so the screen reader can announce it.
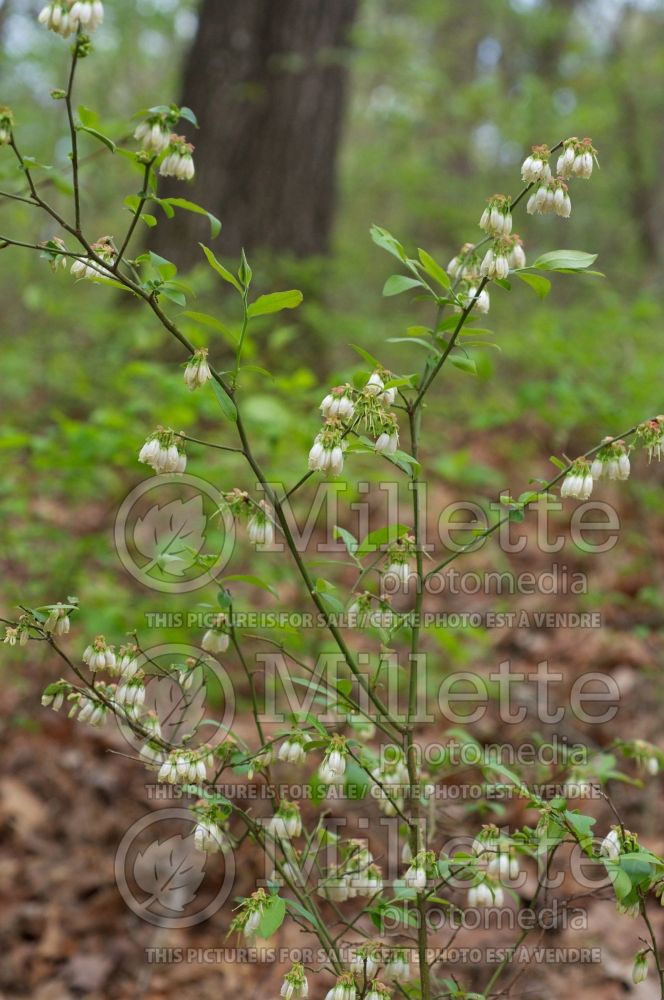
[64,37,82,231]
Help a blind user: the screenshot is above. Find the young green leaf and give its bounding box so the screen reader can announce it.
[247,290,303,318]
[159,197,221,238]
[200,245,243,292]
[532,250,598,271]
[210,379,238,422]
[515,272,552,299]
[382,274,424,297]
[417,248,451,289]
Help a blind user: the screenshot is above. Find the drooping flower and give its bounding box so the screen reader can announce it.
[70,237,116,281]
[45,602,71,635]
[467,880,503,907]
[507,235,526,270]
[521,144,551,184]
[320,386,355,421]
[247,500,275,546]
[69,0,104,31]
[202,614,230,654]
[319,737,347,783]
[38,1,74,36]
[308,425,346,476]
[138,427,187,474]
[184,348,211,390]
[134,114,173,155]
[557,137,596,180]
[268,800,302,840]
[479,194,512,237]
[83,635,116,673]
[277,731,311,764]
[479,242,510,280]
[280,963,309,999]
[560,463,593,500]
[325,974,357,1000]
[159,135,195,180]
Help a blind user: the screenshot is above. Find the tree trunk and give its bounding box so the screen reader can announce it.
[153,0,359,269]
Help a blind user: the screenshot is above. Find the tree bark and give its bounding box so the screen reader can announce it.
[153,0,359,268]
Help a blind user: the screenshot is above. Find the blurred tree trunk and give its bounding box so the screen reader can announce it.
[153,0,358,268]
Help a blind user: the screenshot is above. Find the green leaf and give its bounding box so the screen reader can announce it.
[532,250,598,272]
[178,106,198,127]
[349,344,382,369]
[160,283,186,306]
[183,311,237,344]
[417,248,451,289]
[549,455,567,471]
[515,272,551,299]
[357,523,411,556]
[247,290,303,318]
[77,105,99,127]
[200,245,243,292]
[370,224,408,263]
[78,125,116,152]
[159,198,221,238]
[387,337,440,354]
[450,355,477,375]
[256,894,286,939]
[210,379,237,423]
[333,525,358,556]
[382,274,424,297]
[220,574,278,598]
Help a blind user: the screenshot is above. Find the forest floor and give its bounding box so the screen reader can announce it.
[2,454,664,1000]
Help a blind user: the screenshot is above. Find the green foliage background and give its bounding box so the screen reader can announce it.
[1,0,663,662]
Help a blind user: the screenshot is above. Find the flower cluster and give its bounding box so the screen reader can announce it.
[230,889,269,941]
[383,534,415,588]
[157,747,213,784]
[349,942,382,979]
[138,427,187,474]
[346,592,395,631]
[319,840,382,901]
[278,731,311,764]
[522,137,596,219]
[589,439,630,481]
[83,635,116,672]
[526,177,571,218]
[325,973,358,1000]
[193,803,232,853]
[134,113,174,155]
[71,237,115,280]
[159,135,195,181]
[556,137,596,180]
[636,416,664,462]
[41,680,71,712]
[479,194,512,237]
[267,800,302,839]
[38,0,104,37]
[280,963,309,1000]
[309,371,401,475]
[183,348,211,390]
[560,461,594,500]
[44,602,72,635]
[405,850,436,890]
